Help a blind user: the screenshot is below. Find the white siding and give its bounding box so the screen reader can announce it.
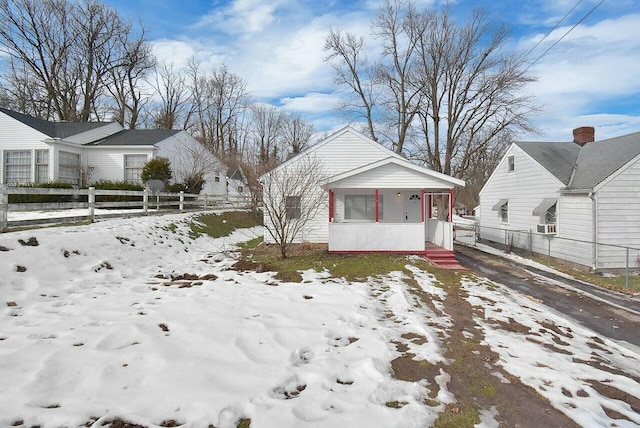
[479,144,563,245]
[596,156,640,268]
[552,193,594,267]
[84,147,155,183]
[263,128,399,244]
[0,112,52,184]
[331,162,455,189]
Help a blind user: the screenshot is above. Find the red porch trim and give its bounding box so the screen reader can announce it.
[428,194,432,219]
[328,189,334,222]
[449,188,454,222]
[375,188,379,223]
[421,189,425,222]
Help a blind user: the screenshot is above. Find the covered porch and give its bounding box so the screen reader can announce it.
[323,157,464,253]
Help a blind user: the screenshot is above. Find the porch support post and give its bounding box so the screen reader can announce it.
[375,188,379,223]
[449,188,454,222]
[421,189,425,223]
[328,189,334,222]
[428,194,432,219]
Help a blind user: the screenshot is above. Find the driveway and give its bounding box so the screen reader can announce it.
[455,244,640,348]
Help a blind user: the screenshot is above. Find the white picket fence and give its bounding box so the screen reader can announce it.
[0,185,247,231]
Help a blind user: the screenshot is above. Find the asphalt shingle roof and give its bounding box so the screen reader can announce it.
[515,131,640,190]
[86,129,181,146]
[0,108,113,138]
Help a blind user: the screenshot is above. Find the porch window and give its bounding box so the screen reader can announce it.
[58,151,80,185]
[286,195,301,219]
[4,150,31,184]
[500,202,509,223]
[35,149,49,183]
[345,194,383,221]
[124,154,147,183]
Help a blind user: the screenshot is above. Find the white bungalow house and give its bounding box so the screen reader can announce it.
[0,108,230,195]
[261,126,465,253]
[479,126,640,270]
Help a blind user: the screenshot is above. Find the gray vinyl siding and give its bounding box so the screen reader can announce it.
[331,162,454,189]
[554,193,594,267]
[84,147,155,183]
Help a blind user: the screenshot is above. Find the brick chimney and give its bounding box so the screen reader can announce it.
[573,126,595,146]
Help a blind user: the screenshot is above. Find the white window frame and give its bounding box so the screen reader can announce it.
[545,203,557,224]
[124,154,148,184]
[344,194,383,222]
[500,201,509,224]
[4,150,32,185]
[35,149,49,183]
[58,150,81,185]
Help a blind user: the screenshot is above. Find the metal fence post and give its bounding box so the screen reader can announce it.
[626,247,629,289]
[0,185,8,232]
[143,189,149,215]
[179,191,184,212]
[547,237,551,266]
[204,194,208,209]
[529,229,533,256]
[88,187,95,222]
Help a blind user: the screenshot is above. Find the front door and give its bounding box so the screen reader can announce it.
[404,192,422,223]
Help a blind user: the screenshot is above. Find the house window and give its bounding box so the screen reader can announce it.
[124,154,147,183]
[500,201,509,224]
[286,195,301,219]
[214,174,220,183]
[238,186,244,193]
[4,150,31,184]
[35,150,49,183]
[58,151,81,185]
[545,203,557,224]
[345,194,383,221]
[507,155,515,172]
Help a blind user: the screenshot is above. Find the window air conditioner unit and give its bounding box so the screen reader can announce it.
[537,223,557,234]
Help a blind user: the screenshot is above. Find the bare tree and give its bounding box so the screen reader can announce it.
[251,103,285,165]
[0,0,151,121]
[107,28,155,128]
[261,155,327,258]
[151,61,189,130]
[324,28,378,142]
[282,114,314,155]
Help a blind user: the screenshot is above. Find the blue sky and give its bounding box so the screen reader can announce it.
[103,0,640,141]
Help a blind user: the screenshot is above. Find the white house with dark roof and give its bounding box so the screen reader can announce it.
[0,108,229,195]
[479,127,640,269]
[261,126,465,255]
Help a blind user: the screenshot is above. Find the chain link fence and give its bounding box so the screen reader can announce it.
[454,222,640,290]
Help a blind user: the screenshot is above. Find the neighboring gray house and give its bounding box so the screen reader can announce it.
[0,108,229,195]
[479,127,640,269]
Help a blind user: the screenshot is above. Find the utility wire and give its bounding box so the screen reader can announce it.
[523,0,585,61]
[524,0,606,73]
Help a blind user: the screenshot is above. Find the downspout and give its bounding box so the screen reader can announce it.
[589,191,597,270]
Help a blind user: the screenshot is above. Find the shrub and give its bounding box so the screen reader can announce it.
[184,172,205,194]
[166,182,187,193]
[141,157,172,184]
[91,180,144,202]
[8,182,75,203]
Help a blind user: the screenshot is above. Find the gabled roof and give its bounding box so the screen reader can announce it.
[226,166,246,182]
[261,126,404,179]
[515,141,580,185]
[86,129,182,146]
[0,107,113,138]
[323,156,465,188]
[570,131,640,190]
[515,131,640,190]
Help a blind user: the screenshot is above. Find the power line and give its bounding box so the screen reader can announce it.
[524,0,585,61]
[524,0,606,73]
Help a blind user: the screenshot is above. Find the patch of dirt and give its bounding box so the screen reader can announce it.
[573,357,640,384]
[538,321,574,338]
[585,380,640,414]
[0,245,10,251]
[100,419,147,428]
[16,265,26,272]
[158,323,169,332]
[399,268,579,428]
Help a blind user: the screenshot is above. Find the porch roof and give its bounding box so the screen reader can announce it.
[322,157,465,189]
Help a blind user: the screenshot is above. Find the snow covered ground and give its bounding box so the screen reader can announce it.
[1,213,638,427]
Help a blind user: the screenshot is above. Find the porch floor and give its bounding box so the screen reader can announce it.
[424,242,468,270]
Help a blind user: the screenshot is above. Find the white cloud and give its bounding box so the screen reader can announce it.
[280,92,341,113]
[194,0,280,36]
